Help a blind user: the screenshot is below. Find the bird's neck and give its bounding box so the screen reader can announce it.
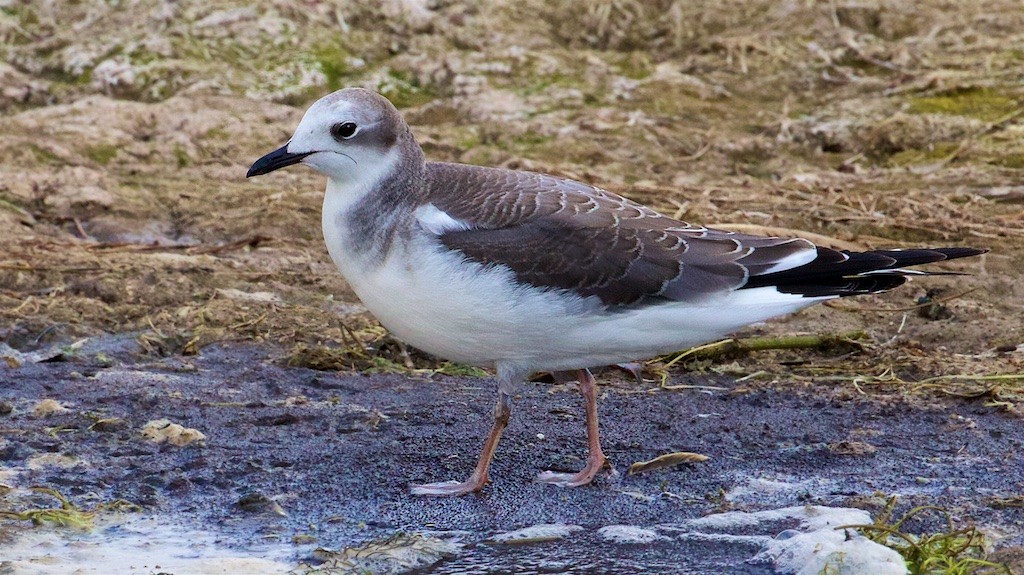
[323,136,426,266]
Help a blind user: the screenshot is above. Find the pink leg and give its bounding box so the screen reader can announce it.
[410,391,511,496]
[536,368,609,487]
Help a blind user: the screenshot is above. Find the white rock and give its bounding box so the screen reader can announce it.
[141,419,207,446]
[490,524,583,544]
[597,525,665,544]
[685,506,907,575]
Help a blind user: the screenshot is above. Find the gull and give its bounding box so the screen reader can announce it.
[247,88,986,496]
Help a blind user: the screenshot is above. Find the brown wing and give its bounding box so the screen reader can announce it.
[424,163,815,307]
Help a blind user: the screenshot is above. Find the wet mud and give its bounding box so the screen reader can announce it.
[3,339,1022,573]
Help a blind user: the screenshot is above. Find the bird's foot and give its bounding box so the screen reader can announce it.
[410,474,487,496]
[535,454,609,487]
[612,362,646,385]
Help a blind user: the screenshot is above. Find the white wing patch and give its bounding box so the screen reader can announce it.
[757,240,822,275]
[415,203,473,235]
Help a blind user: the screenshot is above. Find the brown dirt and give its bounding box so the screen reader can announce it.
[2,1,1021,382]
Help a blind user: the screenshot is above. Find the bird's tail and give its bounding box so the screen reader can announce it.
[742,247,987,297]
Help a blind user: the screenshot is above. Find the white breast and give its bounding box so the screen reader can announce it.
[326,231,597,367]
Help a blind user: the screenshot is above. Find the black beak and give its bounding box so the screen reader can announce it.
[246,144,312,178]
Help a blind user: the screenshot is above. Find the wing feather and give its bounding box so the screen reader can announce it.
[424,163,817,307]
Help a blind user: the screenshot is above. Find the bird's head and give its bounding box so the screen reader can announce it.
[247,88,412,186]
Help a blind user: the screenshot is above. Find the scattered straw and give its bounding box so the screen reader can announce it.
[0,487,139,530]
[840,496,1011,574]
[627,452,709,475]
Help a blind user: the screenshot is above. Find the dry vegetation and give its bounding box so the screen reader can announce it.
[1,0,1022,404]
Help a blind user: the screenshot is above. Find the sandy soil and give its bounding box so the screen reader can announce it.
[1,1,1023,572]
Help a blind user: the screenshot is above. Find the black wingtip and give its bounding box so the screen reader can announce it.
[744,245,987,297]
[933,247,989,259]
[861,247,988,268]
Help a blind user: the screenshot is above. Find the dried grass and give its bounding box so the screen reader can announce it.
[1,0,1021,389]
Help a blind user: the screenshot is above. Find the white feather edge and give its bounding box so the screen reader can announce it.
[754,239,825,275]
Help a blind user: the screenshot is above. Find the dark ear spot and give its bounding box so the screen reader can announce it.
[331,122,359,141]
[379,117,400,148]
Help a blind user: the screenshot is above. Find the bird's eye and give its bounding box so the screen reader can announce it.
[331,122,359,140]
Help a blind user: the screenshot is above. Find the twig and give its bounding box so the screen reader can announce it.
[659,331,868,369]
[677,139,712,162]
[0,264,102,273]
[812,372,1024,390]
[83,236,271,254]
[825,287,979,313]
[656,383,729,392]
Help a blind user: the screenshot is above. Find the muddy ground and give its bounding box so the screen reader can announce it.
[4,340,1024,573]
[1,0,1023,573]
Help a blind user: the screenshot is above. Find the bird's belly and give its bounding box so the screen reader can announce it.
[558,287,825,368]
[327,239,597,368]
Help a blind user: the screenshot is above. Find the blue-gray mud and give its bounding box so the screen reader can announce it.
[2,340,1022,574]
